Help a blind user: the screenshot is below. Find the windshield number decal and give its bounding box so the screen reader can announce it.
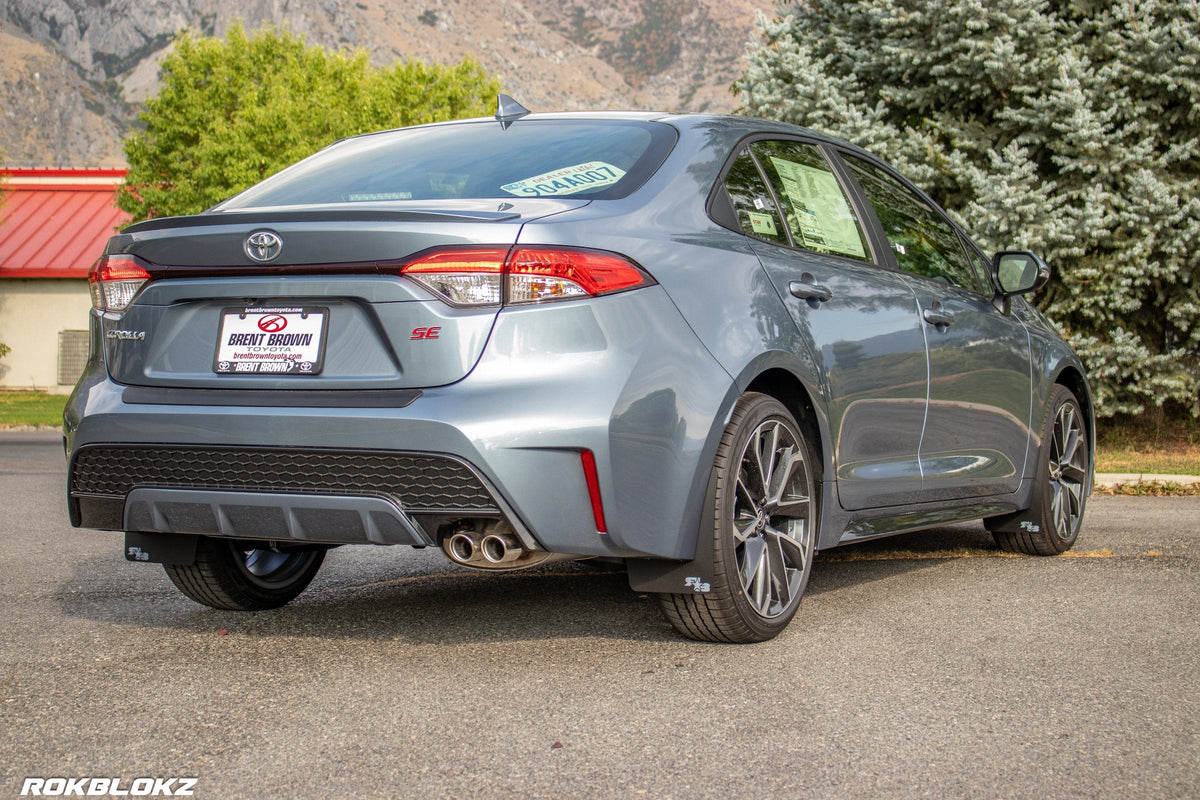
[501,162,626,197]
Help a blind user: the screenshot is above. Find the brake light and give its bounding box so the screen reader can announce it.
[400,246,652,307]
[507,247,649,303]
[89,255,152,312]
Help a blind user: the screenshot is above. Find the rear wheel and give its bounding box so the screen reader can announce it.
[990,385,1089,555]
[164,537,325,610]
[660,393,818,643]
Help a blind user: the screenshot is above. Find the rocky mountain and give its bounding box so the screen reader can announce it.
[0,0,773,167]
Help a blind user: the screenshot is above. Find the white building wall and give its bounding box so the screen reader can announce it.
[0,280,93,393]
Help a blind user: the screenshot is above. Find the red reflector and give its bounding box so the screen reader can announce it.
[580,449,608,533]
[508,247,647,296]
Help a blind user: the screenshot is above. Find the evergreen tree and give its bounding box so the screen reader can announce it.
[739,0,1200,419]
[120,24,500,223]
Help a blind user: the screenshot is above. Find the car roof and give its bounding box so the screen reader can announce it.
[332,111,876,161]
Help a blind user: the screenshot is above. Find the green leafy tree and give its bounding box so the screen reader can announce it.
[120,23,501,222]
[739,1,1200,419]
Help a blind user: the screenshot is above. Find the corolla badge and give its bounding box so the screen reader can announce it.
[244,230,283,262]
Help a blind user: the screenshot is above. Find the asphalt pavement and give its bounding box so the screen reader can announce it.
[1,430,1197,799]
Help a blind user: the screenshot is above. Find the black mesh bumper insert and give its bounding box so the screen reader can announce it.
[70,445,499,513]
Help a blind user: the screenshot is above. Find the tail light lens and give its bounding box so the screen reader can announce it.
[400,248,506,306]
[89,255,152,312]
[401,246,652,307]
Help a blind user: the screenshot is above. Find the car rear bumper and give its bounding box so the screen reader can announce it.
[65,287,735,560]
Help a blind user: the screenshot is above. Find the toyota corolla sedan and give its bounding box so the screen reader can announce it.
[65,103,1093,642]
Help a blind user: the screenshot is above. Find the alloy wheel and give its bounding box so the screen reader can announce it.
[732,418,814,619]
[1048,401,1088,536]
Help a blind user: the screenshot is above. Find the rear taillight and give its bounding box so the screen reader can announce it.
[400,248,507,306]
[400,246,652,307]
[89,255,152,312]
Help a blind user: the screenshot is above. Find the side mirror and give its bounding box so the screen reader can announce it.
[994,251,1050,296]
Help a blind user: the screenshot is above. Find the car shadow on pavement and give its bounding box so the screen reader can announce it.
[54,523,999,645]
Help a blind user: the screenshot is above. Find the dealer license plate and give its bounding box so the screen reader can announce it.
[214,307,329,375]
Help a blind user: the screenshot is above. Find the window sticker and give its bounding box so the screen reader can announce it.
[769,157,867,259]
[501,162,626,197]
[747,211,778,236]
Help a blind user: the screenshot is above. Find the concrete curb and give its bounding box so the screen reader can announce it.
[1095,472,1200,487]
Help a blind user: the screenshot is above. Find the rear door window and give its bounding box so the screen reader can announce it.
[750,141,872,262]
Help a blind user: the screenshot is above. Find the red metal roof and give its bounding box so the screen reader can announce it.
[0,168,130,279]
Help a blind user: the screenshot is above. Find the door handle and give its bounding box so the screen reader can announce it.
[789,277,833,304]
[922,304,955,329]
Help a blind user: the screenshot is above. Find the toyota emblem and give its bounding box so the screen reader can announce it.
[245,230,283,262]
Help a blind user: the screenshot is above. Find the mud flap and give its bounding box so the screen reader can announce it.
[983,477,1043,534]
[125,531,199,565]
[626,508,717,595]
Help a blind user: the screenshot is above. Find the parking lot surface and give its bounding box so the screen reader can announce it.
[2,431,1197,798]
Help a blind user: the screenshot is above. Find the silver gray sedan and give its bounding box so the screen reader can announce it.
[67,105,1093,642]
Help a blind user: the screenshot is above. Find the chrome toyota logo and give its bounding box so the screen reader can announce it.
[244,230,283,262]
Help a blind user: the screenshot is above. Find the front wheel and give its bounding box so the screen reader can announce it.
[164,537,325,610]
[989,385,1089,555]
[659,393,818,643]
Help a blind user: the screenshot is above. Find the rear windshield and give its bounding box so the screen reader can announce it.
[217,119,677,210]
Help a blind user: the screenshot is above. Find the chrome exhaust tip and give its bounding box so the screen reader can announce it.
[441,521,559,570]
[447,532,478,564]
[480,533,523,564]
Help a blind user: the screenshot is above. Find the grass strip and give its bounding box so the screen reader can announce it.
[0,392,67,427]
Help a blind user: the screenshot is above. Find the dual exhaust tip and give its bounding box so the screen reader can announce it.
[447,530,524,566]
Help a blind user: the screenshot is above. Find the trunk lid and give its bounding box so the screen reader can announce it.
[101,201,584,390]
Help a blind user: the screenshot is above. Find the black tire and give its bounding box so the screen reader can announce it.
[990,385,1089,555]
[659,393,818,643]
[164,537,325,610]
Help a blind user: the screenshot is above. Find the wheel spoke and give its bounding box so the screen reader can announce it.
[764,523,808,571]
[766,533,792,611]
[1063,480,1083,519]
[1050,480,1069,534]
[1060,463,1089,484]
[755,423,780,494]
[733,510,758,543]
[762,442,792,507]
[750,541,772,615]
[740,537,767,607]
[736,475,761,516]
[1059,425,1081,468]
[1054,405,1074,455]
[765,446,809,514]
[774,498,809,521]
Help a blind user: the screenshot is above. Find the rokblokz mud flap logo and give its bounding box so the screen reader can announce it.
[20,777,197,796]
